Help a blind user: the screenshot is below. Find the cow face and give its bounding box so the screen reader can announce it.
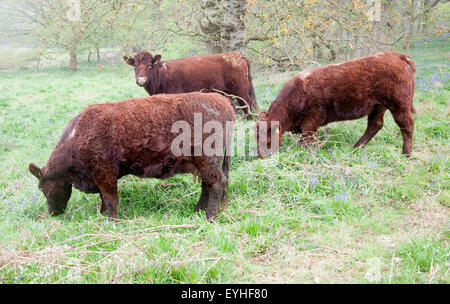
[123,51,161,87]
[255,112,282,158]
[29,163,72,216]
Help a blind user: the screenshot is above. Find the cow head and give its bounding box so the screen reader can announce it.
[29,163,72,216]
[255,112,282,158]
[123,51,161,87]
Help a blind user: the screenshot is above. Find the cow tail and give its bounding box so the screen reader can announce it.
[244,56,258,112]
[399,54,417,114]
[400,54,416,73]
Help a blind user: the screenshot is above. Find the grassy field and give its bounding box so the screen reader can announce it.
[0,39,448,284]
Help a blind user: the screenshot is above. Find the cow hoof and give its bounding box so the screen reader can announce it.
[206,214,217,223]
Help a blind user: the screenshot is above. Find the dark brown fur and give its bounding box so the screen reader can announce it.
[29,92,235,221]
[124,51,258,118]
[256,52,416,157]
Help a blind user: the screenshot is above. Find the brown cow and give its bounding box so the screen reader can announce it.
[256,52,416,157]
[123,51,258,118]
[29,92,235,221]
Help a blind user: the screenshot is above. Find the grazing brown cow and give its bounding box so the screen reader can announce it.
[256,52,416,157]
[123,51,258,118]
[29,92,235,221]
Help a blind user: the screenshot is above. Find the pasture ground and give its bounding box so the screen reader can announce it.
[0,39,448,283]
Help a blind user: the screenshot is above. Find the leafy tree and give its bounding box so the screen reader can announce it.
[10,0,142,69]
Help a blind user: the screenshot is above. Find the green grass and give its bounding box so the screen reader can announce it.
[0,38,449,283]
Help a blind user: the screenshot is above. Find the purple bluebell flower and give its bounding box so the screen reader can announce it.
[310,177,319,186]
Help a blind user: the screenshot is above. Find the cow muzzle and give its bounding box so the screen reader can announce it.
[136,77,147,86]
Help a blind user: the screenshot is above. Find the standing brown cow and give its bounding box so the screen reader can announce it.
[256,52,416,157]
[29,92,235,221]
[124,51,258,118]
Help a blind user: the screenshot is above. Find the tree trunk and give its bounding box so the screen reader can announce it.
[338,0,352,60]
[201,0,223,53]
[312,34,323,60]
[96,47,100,62]
[380,0,395,52]
[422,0,431,34]
[69,51,77,70]
[405,0,416,49]
[326,43,337,61]
[221,0,247,53]
[152,0,163,23]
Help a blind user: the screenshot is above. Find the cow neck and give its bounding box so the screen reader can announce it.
[43,141,73,180]
[266,98,293,136]
[146,64,161,94]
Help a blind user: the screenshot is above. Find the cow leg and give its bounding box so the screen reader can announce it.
[390,108,414,156]
[221,154,230,206]
[205,181,226,222]
[94,172,119,219]
[98,185,119,218]
[299,117,319,147]
[99,193,107,214]
[195,182,209,212]
[354,105,387,148]
[195,158,228,222]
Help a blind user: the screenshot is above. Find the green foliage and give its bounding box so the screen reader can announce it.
[398,238,448,273]
[0,38,448,283]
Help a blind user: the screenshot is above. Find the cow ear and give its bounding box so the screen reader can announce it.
[123,56,135,66]
[29,163,43,180]
[258,111,268,121]
[152,55,161,65]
